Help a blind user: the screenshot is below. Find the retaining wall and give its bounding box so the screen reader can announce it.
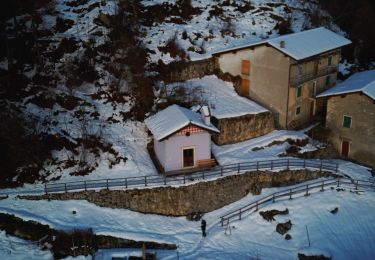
[212,111,274,145]
[24,170,332,216]
[163,58,219,82]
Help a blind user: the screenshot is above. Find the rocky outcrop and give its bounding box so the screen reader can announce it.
[212,111,274,145]
[276,220,292,235]
[23,170,332,216]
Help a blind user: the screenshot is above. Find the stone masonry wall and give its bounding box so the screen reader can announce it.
[212,111,274,145]
[24,170,332,216]
[164,57,219,82]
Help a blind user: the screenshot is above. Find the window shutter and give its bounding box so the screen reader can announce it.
[326,76,331,86]
[241,79,250,95]
[241,60,251,75]
[328,56,333,66]
[343,116,352,128]
[296,106,301,115]
[297,85,302,98]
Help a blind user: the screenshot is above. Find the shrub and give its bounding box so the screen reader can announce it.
[158,33,188,60]
[275,16,293,35]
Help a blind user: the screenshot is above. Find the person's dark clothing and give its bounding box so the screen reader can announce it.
[201,219,207,237]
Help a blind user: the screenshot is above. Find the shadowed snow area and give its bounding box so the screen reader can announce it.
[0,183,374,259]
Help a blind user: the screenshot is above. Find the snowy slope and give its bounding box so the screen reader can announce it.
[0,231,53,260]
[0,184,374,259]
[140,0,343,64]
[163,75,268,119]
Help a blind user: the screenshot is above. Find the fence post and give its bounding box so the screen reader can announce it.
[303,159,306,168]
[335,163,339,173]
[164,177,167,185]
[337,179,340,187]
[356,180,358,190]
[183,175,186,184]
[125,178,128,189]
[239,209,242,220]
[255,201,258,211]
[84,181,87,191]
[320,180,324,192]
[319,160,322,172]
[221,217,224,227]
[305,184,309,196]
[271,160,273,170]
[237,163,240,173]
[287,159,289,170]
[44,183,47,194]
[256,161,259,171]
[202,172,205,179]
[272,194,275,203]
[289,189,292,200]
[144,176,147,187]
[106,179,109,190]
[65,183,67,193]
[221,166,223,176]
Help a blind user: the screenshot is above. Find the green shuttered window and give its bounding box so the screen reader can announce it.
[343,116,352,128]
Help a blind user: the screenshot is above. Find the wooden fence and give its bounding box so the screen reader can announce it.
[219,178,375,227]
[44,158,338,194]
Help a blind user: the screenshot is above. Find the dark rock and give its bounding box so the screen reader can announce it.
[259,208,289,222]
[298,253,331,260]
[330,207,338,214]
[186,212,203,221]
[285,234,292,240]
[276,220,292,235]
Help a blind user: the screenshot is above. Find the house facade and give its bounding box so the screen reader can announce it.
[212,27,351,129]
[317,70,375,168]
[145,104,219,173]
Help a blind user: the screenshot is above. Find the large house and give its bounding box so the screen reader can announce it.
[317,70,375,168]
[145,104,219,173]
[212,27,351,129]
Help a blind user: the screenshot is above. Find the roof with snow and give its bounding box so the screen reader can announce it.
[145,104,219,141]
[165,75,269,119]
[212,27,351,61]
[317,70,375,100]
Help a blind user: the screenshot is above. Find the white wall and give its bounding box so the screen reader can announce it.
[154,138,166,168]
[160,131,211,172]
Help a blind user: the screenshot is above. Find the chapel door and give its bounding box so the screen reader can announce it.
[183,148,195,168]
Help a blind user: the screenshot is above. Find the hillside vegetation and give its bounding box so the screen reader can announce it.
[0,0,371,187]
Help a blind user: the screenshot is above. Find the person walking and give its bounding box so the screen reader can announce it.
[201,219,207,237]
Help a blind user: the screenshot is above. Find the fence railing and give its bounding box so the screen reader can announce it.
[44,158,338,194]
[219,178,375,227]
[290,66,337,86]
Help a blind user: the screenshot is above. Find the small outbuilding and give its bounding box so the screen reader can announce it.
[145,104,219,173]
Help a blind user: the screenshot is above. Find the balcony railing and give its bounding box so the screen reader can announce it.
[290,66,337,87]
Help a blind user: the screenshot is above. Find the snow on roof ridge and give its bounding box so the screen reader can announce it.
[317,70,375,100]
[213,27,351,60]
[145,104,219,141]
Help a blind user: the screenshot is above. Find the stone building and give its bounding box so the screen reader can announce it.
[212,27,351,129]
[145,104,219,173]
[317,70,375,168]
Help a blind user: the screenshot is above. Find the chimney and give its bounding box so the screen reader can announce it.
[280,40,285,48]
[200,105,211,126]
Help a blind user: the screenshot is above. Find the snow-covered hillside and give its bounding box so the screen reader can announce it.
[140,0,342,64]
[0,0,345,186]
